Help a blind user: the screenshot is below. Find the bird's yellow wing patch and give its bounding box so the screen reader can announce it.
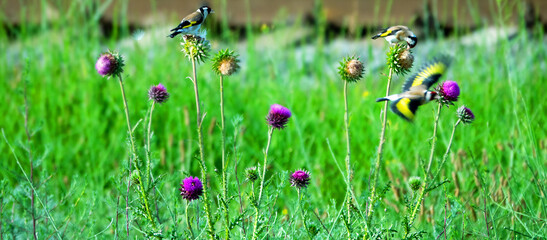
[380,30,392,37]
[395,98,415,121]
[402,57,451,91]
[182,21,198,28]
[390,97,423,122]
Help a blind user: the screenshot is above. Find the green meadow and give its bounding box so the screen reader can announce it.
[1,0,545,239]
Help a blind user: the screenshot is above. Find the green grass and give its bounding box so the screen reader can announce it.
[0,0,545,238]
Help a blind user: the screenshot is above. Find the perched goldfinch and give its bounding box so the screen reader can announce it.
[376,57,451,121]
[168,6,213,38]
[372,25,418,48]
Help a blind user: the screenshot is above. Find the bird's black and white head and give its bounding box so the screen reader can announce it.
[424,90,438,102]
[199,6,213,18]
[406,35,418,48]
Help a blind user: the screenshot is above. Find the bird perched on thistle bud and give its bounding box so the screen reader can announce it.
[376,57,451,121]
[372,25,418,48]
[168,6,213,38]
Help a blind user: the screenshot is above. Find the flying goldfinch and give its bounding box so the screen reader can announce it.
[376,57,451,121]
[372,25,418,48]
[168,6,213,38]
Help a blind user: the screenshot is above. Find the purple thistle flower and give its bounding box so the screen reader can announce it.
[148,83,170,104]
[179,176,203,201]
[439,80,460,102]
[457,106,475,124]
[266,104,292,129]
[95,52,124,77]
[290,170,311,189]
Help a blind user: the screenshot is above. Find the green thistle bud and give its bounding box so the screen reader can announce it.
[181,34,211,63]
[212,49,240,76]
[387,43,413,75]
[338,56,365,83]
[408,176,422,191]
[131,170,141,186]
[245,167,259,182]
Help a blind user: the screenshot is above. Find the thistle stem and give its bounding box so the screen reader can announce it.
[257,128,274,205]
[298,189,313,239]
[343,80,352,235]
[117,75,156,233]
[368,67,393,218]
[186,202,195,239]
[407,102,442,231]
[252,127,274,240]
[219,74,230,239]
[146,101,155,187]
[190,56,215,240]
[432,119,461,181]
[118,75,135,238]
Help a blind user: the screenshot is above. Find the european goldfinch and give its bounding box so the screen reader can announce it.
[168,6,213,38]
[376,57,451,121]
[372,25,418,48]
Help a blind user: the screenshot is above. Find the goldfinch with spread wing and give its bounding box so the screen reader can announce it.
[168,6,213,38]
[376,57,451,121]
[372,25,418,48]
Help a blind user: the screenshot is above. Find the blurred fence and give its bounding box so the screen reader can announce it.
[3,0,546,29]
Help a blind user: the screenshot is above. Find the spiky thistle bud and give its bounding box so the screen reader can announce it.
[408,176,422,191]
[212,49,240,76]
[181,35,210,63]
[266,104,292,130]
[457,106,475,124]
[130,169,141,186]
[245,167,259,182]
[148,83,170,104]
[338,56,365,82]
[95,51,125,78]
[290,170,311,189]
[387,43,413,75]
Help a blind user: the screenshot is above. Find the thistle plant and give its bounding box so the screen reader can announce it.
[406,81,461,234]
[212,49,240,239]
[180,34,215,239]
[432,106,475,181]
[369,43,413,219]
[436,80,460,107]
[245,167,259,183]
[146,84,169,186]
[386,43,414,76]
[290,170,313,238]
[408,176,422,192]
[252,104,291,240]
[180,176,204,239]
[337,56,364,234]
[96,51,157,236]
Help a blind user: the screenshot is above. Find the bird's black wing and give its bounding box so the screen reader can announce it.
[171,20,191,31]
[390,97,422,122]
[402,56,451,91]
[372,27,402,39]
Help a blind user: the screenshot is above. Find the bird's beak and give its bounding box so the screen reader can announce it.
[211,10,215,13]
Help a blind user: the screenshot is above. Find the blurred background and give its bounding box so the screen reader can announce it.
[4,0,547,39]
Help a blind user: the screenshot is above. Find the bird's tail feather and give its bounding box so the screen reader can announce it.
[168,32,179,38]
[376,97,389,102]
[371,34,380,39]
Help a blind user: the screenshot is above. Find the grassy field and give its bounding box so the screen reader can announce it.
[1,1,546,239]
